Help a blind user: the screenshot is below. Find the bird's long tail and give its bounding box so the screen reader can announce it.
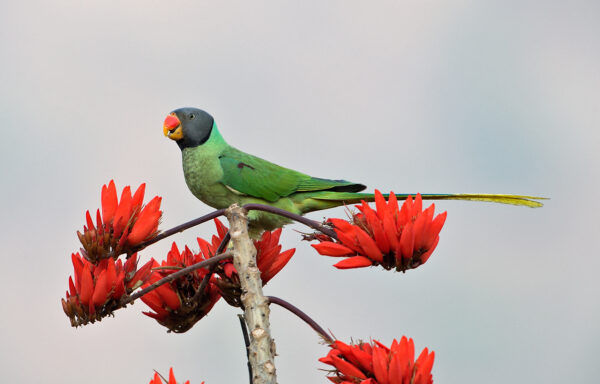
[311,192,546,208]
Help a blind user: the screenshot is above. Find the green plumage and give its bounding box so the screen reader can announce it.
[167,108,545,237]
[218,151,364,203]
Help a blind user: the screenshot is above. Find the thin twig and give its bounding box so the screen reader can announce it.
[121,252,233,305]
[135,208,227,251]
[267,296,333,343]
[238,314,253,384]
[123,204,335,260]
[215,231,232,254]
[194,232,231,302]
[151,266,182,271]
[242,204,337,239]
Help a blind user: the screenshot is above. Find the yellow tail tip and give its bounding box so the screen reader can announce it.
[419,194,548,208]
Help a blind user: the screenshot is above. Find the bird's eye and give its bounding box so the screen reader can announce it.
[189,114,195,120]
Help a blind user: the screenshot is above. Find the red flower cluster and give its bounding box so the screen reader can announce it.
[62,252,153,326]
[77,180,162,263]
[319,337,434,384]
[312,191,446,271]
[149,367,199,384]
[199,219,295,307]
[141,242,221,333]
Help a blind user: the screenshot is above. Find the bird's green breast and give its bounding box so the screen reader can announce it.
[181,146,232,209]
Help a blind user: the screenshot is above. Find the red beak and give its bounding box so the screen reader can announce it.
[164,114,180,131]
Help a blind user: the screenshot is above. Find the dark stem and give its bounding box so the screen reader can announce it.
[267,296,333,343]
[193,232,231,302]
[135,208,227,251]
[242,204,337,239]
[153,370,168,384]
[126,204,336,259]
[237,314,253,384]
[215,232,232,254]
[121,252,233,305]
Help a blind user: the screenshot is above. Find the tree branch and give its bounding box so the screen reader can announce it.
[226,204,277,384]
[242,203,337,239]
[127,203,336,258]
[134,208,227,251]
[121,251,233,305]
[267,296,333,344]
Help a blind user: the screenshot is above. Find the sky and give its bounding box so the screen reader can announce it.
[1,1,599,383]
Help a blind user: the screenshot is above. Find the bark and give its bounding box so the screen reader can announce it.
[226,204,277,384]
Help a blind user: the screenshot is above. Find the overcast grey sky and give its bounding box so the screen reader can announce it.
[1,1,599,383]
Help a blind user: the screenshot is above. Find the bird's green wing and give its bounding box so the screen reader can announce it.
[219,148,365,202]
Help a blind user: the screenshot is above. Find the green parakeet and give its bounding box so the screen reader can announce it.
[163,107,543,237]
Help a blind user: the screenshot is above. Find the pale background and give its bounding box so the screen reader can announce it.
[1,1,598,383]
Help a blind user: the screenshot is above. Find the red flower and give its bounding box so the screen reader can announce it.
[200,219,295,307]
[77,180,162,263]
[312,191,446,271]
[149,367,199,384]
[141,242,221,333]
[254,228,297,284]
[62,252,153,327]
[319,337,434,384]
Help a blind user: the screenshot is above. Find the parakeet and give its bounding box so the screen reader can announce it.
[163,107,544,237]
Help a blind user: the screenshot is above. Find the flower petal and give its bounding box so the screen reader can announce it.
[214,218,228,239]
[333,256,373,269]
[131,183,146,211]
[261,248,295,284]
[85,210,95,231]
[127,211,161,245]
[112,186,132,237]
[399,222,415,262]
[387,191,399,218]
[330,355,367,380]
[71,253,84,291]
[354,226,383,262]
[101,180,118,224]
[388,348,405,384]
[123,254,138,275]
[335,229,363,254]
[362,202,390,254]
[311,242,355,257]
[168,367,176,384]
[127,259,154,290]
[106,259,117,291]
[197,237,214,259]
[413,350,434,384]
[156,282,181,311]
[140,291,170,318]
[92,270,109,307]
[333,341,371,372]
[372,345,390,384]
[79,263,94,305]
[374,189,388,220]
[127,196,161,245]
[427,211,447,249]
[68,276,77,297]
[149,372,161,384]
[224,263,236,278]
[112,270,126,299]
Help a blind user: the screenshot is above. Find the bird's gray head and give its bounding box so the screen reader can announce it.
[163,107,215,150]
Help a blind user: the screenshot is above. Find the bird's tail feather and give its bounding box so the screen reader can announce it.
[312,192,546,208]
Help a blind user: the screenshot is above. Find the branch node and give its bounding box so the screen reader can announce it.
[251,328,267,339]
[263,362,276,374]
